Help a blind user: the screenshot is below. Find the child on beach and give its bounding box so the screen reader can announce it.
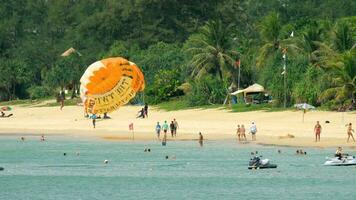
[236,125,241,141]
[314,121,322,142]
[240,125,247,141]
[346,123,355,142]
[199,132,204,147]
[155,122,161,139]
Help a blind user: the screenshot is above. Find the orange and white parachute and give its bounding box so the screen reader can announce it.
[80,57,145,114]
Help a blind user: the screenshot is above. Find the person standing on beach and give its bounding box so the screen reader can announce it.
[162,121,169,135]
[250,122,257,141]
[91,113,97,128]
[236,125,241,141]
[144,103,148,118]
[314,121,321,142]
[59,91,65,110]
[346,123,355,142]
[170,121,175,138]
[173,119,179,137]
[198,132,204,147]
[241,125,247,141]
[155,122,161,139]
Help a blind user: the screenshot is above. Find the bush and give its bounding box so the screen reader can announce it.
[27,86,53,100]
[145,69,184,104]
[187,75,226,106]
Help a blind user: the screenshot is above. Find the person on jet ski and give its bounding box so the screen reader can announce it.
[335,147,343,160]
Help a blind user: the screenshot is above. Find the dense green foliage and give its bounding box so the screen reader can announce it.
[0,0,355,110]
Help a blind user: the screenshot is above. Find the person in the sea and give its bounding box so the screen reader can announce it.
[346,123,355,142]
[314,121,322,142]
[144,103,148,118]
[40,135,45,141]
[173,119,179,137]
[170,121,175,138]
[236,125,241,141]
[162,132,167,146]
[250,122,257,141]
[20,137,25,141]
[199,132,204,147]
[162,121,169,135]
[155,122,161,139]
[240,124,247,141]
[335,147,343,160]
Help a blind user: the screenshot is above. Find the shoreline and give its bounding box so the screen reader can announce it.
[1,129,356,148]
[0,105,355,148]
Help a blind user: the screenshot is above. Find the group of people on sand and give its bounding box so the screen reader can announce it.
[236,122,257,141]
[313,121,355,142]
[155,119,179,139]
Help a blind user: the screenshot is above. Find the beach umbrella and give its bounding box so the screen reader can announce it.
[294,103,315,122]
[0,106,12,111]
[80,57,145,114]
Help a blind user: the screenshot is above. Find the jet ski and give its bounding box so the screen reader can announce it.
[324,155,356,166]
[248,156,277,169]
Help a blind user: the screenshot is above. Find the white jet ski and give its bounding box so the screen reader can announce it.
[324,155,356,166]
[248,156,277,169]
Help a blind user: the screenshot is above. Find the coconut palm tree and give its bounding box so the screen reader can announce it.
[256,12,300,67]
[319,49,356,107]
[185,20,239,82]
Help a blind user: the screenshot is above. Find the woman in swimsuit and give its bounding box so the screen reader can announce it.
[347,123,355,142]
[314,121,321,142]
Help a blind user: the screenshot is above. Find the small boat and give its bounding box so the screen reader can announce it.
[324,155,356,166]
[0,167,4,171]
[248,157,277,169]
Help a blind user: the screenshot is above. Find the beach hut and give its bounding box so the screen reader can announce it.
[231,83,266,103]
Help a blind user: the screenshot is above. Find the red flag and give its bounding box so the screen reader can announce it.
[129,123,134,131]
[236,60,241,68]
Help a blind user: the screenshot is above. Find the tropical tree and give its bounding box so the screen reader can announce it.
[185,20,239,83]
[319,49,356,108]
[256,12,300,67]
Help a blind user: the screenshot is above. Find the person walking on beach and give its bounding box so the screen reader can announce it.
[199,132,204,147]
[173,118,179,137]
[346,123,355,142]
[250,122,257,141]
[59,91,65,110]
[236,125,241,141]
[155,122,161,139]
[162,121,169,135]
[91,113,97,128]
[144,103,148,118]
[170,121,175,138]
[314,121,322,142]
[241,124,247,141]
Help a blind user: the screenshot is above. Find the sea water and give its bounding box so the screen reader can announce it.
[0,136,355,200]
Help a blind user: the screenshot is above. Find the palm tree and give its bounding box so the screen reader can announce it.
[332,21,354,53]
[256,12,300,67]
[185,20,239,82]
[319,49,356,107]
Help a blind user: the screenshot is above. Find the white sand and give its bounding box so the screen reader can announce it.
[0,104,355,147]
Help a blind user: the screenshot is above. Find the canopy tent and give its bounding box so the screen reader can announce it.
[230,83,265,96]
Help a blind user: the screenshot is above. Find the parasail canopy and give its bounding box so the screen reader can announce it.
[80,57,145,114]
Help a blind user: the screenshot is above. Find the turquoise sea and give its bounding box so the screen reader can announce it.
[0,136,355,200]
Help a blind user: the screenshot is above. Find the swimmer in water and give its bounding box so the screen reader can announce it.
[198,132,203,147]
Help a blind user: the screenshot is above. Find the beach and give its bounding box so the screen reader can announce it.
[0,104,355,148]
